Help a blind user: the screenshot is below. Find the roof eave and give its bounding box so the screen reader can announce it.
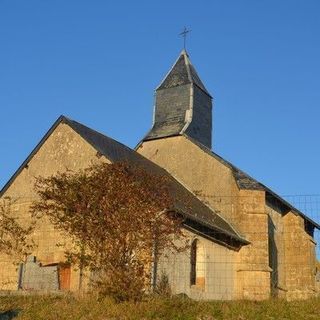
[265,190,320,230]
[176,208,249,246]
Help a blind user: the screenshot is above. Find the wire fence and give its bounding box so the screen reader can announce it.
[0,195,319,301]
[283,194,320,258]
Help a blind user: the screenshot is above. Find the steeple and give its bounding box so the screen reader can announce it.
[143,50,213,149]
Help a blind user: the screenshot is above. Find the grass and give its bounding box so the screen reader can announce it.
[0,294,320,320]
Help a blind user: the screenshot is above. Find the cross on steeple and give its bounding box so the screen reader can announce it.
[179,27,191,50]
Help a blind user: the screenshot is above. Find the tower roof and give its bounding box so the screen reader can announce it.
[157,49,211,97]
[143,50,213,147]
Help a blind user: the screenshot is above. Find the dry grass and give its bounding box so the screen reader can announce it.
[0,294,319,320]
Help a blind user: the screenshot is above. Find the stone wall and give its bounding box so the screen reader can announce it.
[282,212,316,300]
[138,137,272,300]
[157,229,236,300]
[138,136,318,300]
[1,122,317,300]
[235,190,271,300]
[137,136,239,226]
[266,203,286,297]
[0,122,106,291]
[266,203,317,300]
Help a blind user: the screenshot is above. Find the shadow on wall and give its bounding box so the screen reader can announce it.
[0,309,21,320]
[268,216,278,297]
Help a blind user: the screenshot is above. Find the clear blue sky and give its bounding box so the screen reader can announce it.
[1,0,320,200]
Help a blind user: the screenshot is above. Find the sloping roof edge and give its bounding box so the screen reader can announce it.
[0,116,248,246]
[183,135,320,230]
[0,115,67,197]
[156,49,212,98]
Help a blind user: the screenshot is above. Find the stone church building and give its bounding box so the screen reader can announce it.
[0,50,319,300]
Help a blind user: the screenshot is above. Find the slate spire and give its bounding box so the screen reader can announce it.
[157,49,210,95]
[143,50,213,149]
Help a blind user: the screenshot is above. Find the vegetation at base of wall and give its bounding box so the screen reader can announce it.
[0,294,320,320]
[31,162,187,301]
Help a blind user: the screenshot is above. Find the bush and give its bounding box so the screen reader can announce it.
[31,162,186,301]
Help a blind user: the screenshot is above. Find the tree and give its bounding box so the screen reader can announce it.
[0,197,34,262]
[31,162,186,301]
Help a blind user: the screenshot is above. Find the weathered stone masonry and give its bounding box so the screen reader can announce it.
[1,49,318,300]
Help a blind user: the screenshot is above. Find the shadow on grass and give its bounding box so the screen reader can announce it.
[0,309,21,320]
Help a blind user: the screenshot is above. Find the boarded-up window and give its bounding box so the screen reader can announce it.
[19,256,59,291]
[59,265,71,291]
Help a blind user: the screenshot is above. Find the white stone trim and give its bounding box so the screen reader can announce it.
[180,84,194,134]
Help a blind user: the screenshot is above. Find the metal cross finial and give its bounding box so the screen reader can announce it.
[179,27,191,50]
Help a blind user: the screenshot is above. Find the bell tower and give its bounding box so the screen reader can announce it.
[143,50,213,149]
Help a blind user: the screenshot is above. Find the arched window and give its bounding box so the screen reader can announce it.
[190,239,205,288]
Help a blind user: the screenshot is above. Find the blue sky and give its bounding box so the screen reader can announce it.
[1,0,320,203]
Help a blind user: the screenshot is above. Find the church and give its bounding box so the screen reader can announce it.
[0,50,319,300]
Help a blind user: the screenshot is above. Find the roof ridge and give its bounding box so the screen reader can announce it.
[183,52,211,96]
[0,115,66,196]
[155,51,187,91]
[183,50,193,83]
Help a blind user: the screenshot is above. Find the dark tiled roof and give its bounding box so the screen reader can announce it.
[157,49,211,96]
[189,63,210,96]
[185,136,320,230]
[157,54,190,89]
[143,124,183,142]
[0,116,248,247]
[143,50,212,147]
[66,117,247,245]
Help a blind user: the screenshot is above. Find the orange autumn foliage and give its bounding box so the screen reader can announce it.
[31,162,186,301]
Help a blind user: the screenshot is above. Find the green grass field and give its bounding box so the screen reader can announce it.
[0,294,319,320]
